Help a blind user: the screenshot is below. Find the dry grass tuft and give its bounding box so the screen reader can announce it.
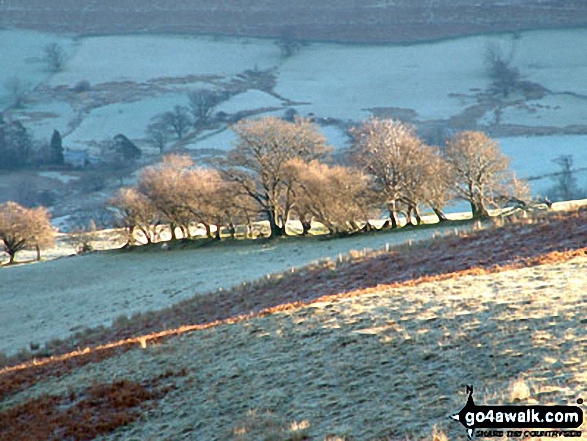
[431,425,449,441]
[508,377,532,403]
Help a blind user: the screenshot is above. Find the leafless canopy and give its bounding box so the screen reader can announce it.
[350,118,451,227]
[219,116,332,237]
[0,202,54,264]
[286,159,376,234]
[444,131,526,217]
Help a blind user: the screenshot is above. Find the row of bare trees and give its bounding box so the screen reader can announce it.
[146,89,228,153]
[111,116,528,243]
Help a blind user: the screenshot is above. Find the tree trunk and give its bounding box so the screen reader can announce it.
[278,214,288,236]
[301,220,312,236]
[388,202,398,229]
[469,200,478,217]
[8,250,15,264]
[214,225,222,240]
[433,207,448,222]
[405,208,413,226]
[472,200,489,218]
[361,221,374,232]
[350,221,361,232]
[267,209,284,238]
[170,223,178,241]
[35,244,41,261]
[413,205,422,225]
[228,222,236,239]
[203,223,213,239]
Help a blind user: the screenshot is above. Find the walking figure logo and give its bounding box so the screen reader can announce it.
[450,385,583,439]
[450,385,477,439]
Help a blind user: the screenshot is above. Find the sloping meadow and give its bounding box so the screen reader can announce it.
[1,254,586,440]
[1,210,587,440]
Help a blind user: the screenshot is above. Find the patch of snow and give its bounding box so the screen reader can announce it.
[274,35,498,121]
[9,101,76,140]
[183,129,238,153]
[0,30,74,109]
[512,29,587,95]
[318,125,351,149]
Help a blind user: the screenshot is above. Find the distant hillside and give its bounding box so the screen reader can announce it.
[1,0,587,43]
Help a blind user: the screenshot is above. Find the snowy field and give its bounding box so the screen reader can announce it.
[499,135,587,194]
[2,28,587,189]
[0,222,472,357]
[48,35,281,85]
[66,94,190,147]
[0,30,73,108]
[274,37,489,121]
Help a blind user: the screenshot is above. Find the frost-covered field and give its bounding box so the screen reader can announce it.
[1,28,587,210]
[66,94,190,148]
[0,30,73,108]
[4,252,586,440]
[48,35,280,86]
[499,135,587,194]
[0,221,472,357]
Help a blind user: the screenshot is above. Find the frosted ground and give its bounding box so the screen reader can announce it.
[1,28,586,191]
[500,135,587,194]
[2,199,583,358]
[0,220,471,357]
[0,30,73,109]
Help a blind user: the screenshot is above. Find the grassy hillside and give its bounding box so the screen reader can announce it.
[0,218,474,358]
[1,209,586,440]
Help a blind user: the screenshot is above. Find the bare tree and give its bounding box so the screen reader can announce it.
[4,77,28,108]
[0,116,33,169]
[156,106,192,140]
[444,131,517,217]
[188,89,225,129]
[547,155,582,202]
[485,42,521,98]
[419,148,454,222]
[146,121,170,154]
[182,168,251,240]
[43,43,67,72]
[276,36,303,58]
[0,202,54,264]
[110,188,159,245]
[287,159,375,235]
[350,118,428,228]
[217,116,331,238]
[137,154,195,240]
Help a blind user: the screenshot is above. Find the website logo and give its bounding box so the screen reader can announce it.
[450,386,584,439]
